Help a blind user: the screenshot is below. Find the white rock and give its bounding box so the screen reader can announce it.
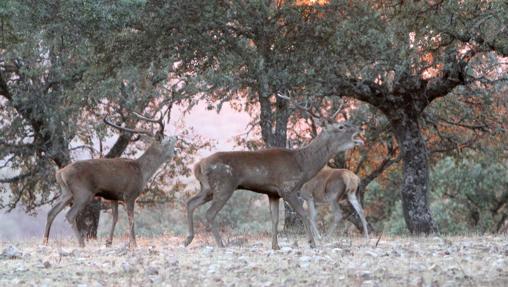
[203,246,214,255]
[1,245,22,259]
[299,256,312,263]
[145,266,159,275]
[166,256,179,267]
[121,261,136,273]
[280,246,292,253]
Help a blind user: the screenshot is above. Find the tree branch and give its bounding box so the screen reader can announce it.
[0,171,33,183]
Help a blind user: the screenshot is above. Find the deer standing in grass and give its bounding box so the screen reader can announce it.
[43,113,177,248]
[300,167,369,240]
[184,118,363,250]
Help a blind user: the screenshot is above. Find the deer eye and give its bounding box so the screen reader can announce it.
[338,125,344,130]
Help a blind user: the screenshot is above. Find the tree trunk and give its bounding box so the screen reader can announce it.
[76,198,101,239]
[391,114,438,234]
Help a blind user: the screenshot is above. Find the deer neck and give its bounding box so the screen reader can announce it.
[296,132,336,182]
[135,144,167,184]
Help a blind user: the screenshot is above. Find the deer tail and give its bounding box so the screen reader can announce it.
[193,160,211,193]
[56,169,72,199]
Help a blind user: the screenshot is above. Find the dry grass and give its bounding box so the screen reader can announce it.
[1,234,507,286]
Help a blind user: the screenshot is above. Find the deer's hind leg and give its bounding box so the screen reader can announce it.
[306,197,322,240]
[205,176,235,248]
[43,173,73,245]
[184,182,212,247]
[347,192,369,240]
[326,200,343,237]
[65,185,94,248]
[283,192,316,248]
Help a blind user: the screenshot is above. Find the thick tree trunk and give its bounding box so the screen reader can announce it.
[76,198,101,239]
[391,115,438,234]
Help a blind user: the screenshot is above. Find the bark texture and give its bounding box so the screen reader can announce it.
[390,112,438,234]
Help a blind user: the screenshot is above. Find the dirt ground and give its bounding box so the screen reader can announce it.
[1,235,507,287]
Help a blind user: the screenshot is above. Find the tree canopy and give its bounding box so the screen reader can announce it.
[1,0,507,235]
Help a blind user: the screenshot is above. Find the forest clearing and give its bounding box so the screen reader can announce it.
[1,235,507,287]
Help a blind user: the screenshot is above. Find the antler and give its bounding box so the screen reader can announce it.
[104,111,166,138]
[277,93,321,119]
[103,118,153,135]
[329,99,344,120]
[133,111,165,138]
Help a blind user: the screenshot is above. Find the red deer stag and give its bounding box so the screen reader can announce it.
[43,113,177,248]
[184,115,363,250]
[300,167,369,240]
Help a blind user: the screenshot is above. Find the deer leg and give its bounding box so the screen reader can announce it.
[283,192,316,248]
[268,196,280,250]
[347,192,369,240]
[307,197,322,240]
[43,193,72,245]
[326,200,343,237]
[65,190,93,248]
[126,200,137,248]
[184,191,212,247]
[105,201,118,247]
[205,186,234,248]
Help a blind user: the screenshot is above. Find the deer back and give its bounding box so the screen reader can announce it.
[59,158,144,200]
[199,148,302,191]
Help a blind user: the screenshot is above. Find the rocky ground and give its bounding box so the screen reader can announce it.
[1,235,507,286]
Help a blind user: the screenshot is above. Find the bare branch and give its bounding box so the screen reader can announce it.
[0,171,33,183]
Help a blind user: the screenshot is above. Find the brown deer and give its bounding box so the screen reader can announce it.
[184,120,363,250]
[300,167,369,240]
[43,113,177,248]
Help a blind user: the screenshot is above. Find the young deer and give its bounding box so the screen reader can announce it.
[185,121,363,250]
[300,167,369,240]
[43,113,177,248]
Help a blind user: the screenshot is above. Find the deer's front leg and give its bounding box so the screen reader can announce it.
[268,195,280,250]
[106,201,118,247]
[283,192,316,248]
[126,200,137,249]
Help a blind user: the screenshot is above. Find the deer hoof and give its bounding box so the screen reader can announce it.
[309,241,316,249]
[105,241,112,247]
[272,244,281,250]
[183,236,193,247]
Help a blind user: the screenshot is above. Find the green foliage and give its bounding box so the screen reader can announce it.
[384,154,508,235]
[430,155,508,234]
[384,200,409,236]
